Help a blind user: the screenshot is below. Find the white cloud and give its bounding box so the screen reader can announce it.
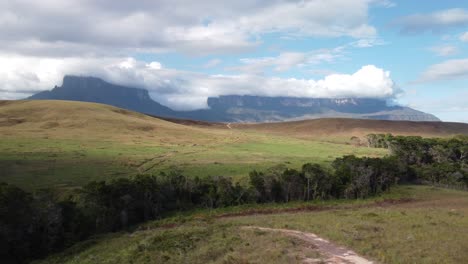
[417,58,468,82]
[0,55,398,110]
[232,52,309,74]
[429,45,459,57]
[394,8,468,34]
[230,48,345,74]
[147,62,162,70]
[460,32,468,42]
[229,37,386,75]
[350,38,386,48]
[0,0,380,56]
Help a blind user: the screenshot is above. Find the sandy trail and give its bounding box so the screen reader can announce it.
[226,123,232,129]
[243,226,374,264]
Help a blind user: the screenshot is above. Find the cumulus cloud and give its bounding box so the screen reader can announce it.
[0,0,381,57]
[0,0,399,109]
[429,45,459,56]
[417,58,468,82]
[393,8,468,34]
[0,55,398,110]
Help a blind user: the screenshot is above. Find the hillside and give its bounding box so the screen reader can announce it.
[0,100,387,189]
[1,99,466,190]
[0,100,223,144]
[233,118,468,140]
[28,75,440,122]
[5,100,461,142]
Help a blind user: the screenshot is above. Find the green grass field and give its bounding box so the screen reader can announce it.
[0,133,387,189]
[0,100,387,189]
[36,185,468,264]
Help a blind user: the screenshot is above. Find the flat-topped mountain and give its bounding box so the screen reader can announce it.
[28,76,440,122]
[204,95,440,122]
[29,76,176,118]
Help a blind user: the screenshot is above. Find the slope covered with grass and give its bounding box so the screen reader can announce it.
[233,118,468,142]
[0,100,387,189]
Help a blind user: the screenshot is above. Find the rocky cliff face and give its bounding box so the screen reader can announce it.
[208,96,392,113]
[28,76,440,122]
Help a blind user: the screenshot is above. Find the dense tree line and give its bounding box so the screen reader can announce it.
[249,156,403,202]
[366,134,468,187]
[2,134,466,263]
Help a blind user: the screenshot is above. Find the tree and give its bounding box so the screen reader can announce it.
[0,183,35,263]
[302,163,331,200]
[249,170,266,202]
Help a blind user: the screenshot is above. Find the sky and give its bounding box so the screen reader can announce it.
[0,0,467,122]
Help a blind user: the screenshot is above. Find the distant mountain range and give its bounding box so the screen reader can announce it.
[28,76,440,122]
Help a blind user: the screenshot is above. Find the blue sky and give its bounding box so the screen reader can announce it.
[0,0,467,122]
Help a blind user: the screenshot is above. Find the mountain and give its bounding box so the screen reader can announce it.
[29,75,176,118]
[203,95,440,122]
[28,76,440,122]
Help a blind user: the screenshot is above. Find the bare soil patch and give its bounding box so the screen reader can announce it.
[243,226,375,264]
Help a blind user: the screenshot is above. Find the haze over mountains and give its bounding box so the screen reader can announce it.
[29,75,440,122]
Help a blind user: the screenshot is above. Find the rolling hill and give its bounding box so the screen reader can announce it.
[0,99,225,144]
[231,118,468,140]
[1,99,466,189]
[2,99,462,143]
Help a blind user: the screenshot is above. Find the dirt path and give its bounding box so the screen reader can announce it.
[243,226,374,264]
[226,123,232,129]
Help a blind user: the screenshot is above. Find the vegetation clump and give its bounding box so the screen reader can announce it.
[367,134,468,187]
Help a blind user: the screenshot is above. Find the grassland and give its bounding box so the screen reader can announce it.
[234,118,468,142]
[3,100,468,263]
[0,133,388,190]
[0,100,387,189]
[37,185,468,264]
